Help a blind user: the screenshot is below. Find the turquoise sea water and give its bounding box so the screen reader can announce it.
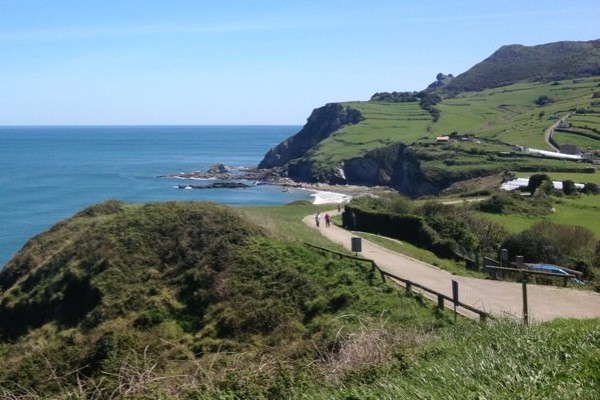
[0,125,306,268]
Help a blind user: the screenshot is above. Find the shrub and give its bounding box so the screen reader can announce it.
[527,173,552,195]
[534,95,554,106]
[562,180,578,195]
[502,221,597,268]
[582,182,600,194]
[502,231,564,265]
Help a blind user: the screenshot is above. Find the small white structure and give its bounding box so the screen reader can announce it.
[525,147,582,160]
[501,178,584,191]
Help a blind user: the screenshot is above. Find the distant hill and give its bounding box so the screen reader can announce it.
[444,39,600,93]
[257,40,600,195]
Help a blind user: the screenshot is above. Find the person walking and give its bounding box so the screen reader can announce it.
[324,213,331,227]
[315,212,321,227]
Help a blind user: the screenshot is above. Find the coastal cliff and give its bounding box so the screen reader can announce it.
[258,104,469,197]
[258,103,363,169]
[257,39,600,197]
[343,144,439,197]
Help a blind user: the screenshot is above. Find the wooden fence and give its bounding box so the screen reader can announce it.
[304,242,490,321]
[483,257,580,287]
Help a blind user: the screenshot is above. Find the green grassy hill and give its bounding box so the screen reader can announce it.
[1,200,599,399]
[444,39,600,93]
[314,77,600,162]
[261,40,600,194]
[299,76,600,194]
[0,200,449,398]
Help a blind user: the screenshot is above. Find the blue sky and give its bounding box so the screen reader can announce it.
[0,1,598,125]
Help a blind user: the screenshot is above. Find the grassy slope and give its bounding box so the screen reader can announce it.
[0,200,454,398]
[437,79,600,148]
[307,77,600,175]
[0,200,598,398]
[479,194,600,238]
[309,101,431,165]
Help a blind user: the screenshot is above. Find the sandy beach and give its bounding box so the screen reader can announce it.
[299,183,392,204]
[305,189,352,204]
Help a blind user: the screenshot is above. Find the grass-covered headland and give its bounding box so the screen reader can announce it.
[0,200,599,399]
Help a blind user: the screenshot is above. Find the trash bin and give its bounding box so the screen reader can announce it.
[351,237,362,254]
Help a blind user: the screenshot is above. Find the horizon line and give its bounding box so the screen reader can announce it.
[0,123,303,128]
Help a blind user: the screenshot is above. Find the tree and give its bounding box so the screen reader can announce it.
[527,173,552,195]
[562,180,578,195]
[582,182,600,194]
[502,221,597,268]
[537,180,555,196]
[502,231,563,264]
[534,95,554,106]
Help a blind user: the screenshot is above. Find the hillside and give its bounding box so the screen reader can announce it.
[444,39,600,93]
[259,40,600,196]
[0,200,446,397]
[1,201,599,398]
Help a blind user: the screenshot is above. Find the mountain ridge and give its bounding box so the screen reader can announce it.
[444,39,600,93]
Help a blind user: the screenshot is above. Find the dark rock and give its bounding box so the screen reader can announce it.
[178,182,250,190]
[207,163,231,175]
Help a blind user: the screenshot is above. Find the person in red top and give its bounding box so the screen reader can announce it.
[324,213,331,227]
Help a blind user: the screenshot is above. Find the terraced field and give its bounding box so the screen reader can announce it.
[310,76,600,178]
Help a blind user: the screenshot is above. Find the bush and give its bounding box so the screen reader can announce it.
[502,221,597,268]
[527,173,552,195]
[582,182,600,194]
[562,180,578,195]
[534,95,554,106]
[502,231,564,265]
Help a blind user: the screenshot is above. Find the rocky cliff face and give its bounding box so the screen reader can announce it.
[257,103,477,197]
[258,103,363,169]
[343,144,440,197]
[258,103,446,197]
[285,142,443,198]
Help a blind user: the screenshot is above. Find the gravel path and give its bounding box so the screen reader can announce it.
[304,212,600,323]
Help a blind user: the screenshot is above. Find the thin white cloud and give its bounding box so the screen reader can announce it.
[0,19,332,43]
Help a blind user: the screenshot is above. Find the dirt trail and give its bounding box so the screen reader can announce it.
[304,212,600,322]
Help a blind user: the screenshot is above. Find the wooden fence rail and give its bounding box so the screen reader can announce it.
[304,242,490,321]
[483,264,576,287]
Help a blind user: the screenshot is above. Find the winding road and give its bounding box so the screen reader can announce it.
[544,114,570,152]
[304,211,600,322]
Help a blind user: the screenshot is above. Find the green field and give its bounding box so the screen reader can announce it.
[306,77,600,177]
[310,101,431,165]
[553,129,600,149]
[480,194,600,239]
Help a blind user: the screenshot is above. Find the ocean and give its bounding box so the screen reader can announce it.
[0,125,308,268]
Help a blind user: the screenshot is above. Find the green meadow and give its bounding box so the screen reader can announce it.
[480,194,600,239]
[305,77,600,180]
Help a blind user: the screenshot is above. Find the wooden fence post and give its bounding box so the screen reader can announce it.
[517,256,529,326]
[452,280,459,323]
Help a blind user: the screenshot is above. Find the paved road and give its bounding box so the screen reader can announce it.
[543,114,570,152]
[304,212,600,322]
